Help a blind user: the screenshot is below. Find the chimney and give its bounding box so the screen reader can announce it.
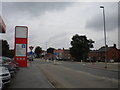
[106,45,108,47]
[113,44,116,48]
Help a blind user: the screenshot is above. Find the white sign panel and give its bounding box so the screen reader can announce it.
[16,44,26,56]
[16,27,27,38]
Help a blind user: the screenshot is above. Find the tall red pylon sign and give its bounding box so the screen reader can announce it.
[14,26,28,67]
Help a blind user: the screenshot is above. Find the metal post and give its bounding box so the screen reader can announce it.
[100,6,107,68]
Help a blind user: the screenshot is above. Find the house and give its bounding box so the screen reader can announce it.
[88,50,100,61]
[88,44,120,62]
[54,49,64,60]
[53,49,72,60]
[63,49,72,60]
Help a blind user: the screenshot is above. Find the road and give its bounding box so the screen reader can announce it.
[39,59,118,88]
[10,59,118,88]
[59,61,118,80]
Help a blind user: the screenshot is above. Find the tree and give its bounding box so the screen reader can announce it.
[7,49,14,58]
[0,39,9,57]
[34,46,42,58]
[70,34,94,61]
[47,47,55,54]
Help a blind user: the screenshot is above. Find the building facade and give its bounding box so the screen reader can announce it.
[88,44,120,62]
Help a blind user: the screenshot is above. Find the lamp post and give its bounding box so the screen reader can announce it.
[100,6,107,68]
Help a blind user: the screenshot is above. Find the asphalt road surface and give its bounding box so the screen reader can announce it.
[59,61,118,80]
[10,59,118,88]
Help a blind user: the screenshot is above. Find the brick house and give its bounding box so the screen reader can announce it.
[63,49,72,60]
[88,44,120,62]
[54,49,64,60]
[53,49,72,60]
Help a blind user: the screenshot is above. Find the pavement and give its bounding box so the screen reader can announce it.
[9,60,53,88]
[76,62,119,72]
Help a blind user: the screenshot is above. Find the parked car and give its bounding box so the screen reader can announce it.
[0,57,16,75]
[110,59,114,63]
[0,78,2,90]
[3,63,16,75]
[0,66,11,85]
[9,58,19,69]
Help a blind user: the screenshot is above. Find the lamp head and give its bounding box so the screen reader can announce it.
[100,6,104,8]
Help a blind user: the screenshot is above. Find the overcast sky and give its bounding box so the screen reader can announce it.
[0,1,119,51]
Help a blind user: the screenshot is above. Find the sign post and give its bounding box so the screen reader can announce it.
[28,46,34,61]
[14,26,28,67]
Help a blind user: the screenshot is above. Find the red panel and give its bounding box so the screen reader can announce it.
[15,56,27,67]
[16,38,27,44]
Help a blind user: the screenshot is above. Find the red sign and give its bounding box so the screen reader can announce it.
[14,26,28,67]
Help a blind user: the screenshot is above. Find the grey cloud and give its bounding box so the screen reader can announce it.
[46,32,68,43]
[2,2,74,17]
[86,3,118,32]
[40,32,69,49]
[51,38,70,49]
[47,33,70,49]
[86,14,117,31]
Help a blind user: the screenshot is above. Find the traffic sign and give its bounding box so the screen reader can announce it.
[54,53,58,56]
[22,44,26,48]
[29,46,34,51]
[29,51,33,55]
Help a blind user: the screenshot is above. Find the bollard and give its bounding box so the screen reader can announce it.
[53,60,56,65]
[47,59,49,62]
[81,60,82,63]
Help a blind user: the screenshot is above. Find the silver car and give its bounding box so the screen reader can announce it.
[0,66,11,85]
[0,78,2,90]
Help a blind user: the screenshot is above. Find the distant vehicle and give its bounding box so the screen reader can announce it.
[28,51,34,61]
[0,66,11,85]
[28,55,34,61]
[56,57,63,61]
[109,59,114,63]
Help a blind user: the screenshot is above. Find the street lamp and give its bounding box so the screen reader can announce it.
[100,6,107,68]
